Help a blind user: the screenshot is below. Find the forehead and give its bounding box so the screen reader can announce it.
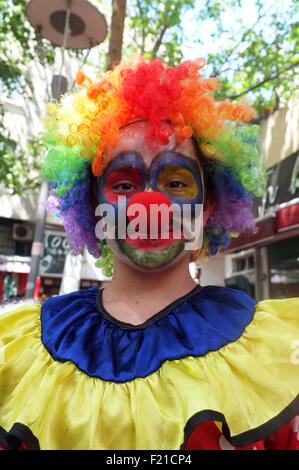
[107,121,198,167]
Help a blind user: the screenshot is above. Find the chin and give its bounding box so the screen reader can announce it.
[108,239,188,272]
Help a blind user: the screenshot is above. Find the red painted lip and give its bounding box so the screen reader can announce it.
[123,230,185,251]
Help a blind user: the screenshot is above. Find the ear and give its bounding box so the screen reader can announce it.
[203,192,216,226]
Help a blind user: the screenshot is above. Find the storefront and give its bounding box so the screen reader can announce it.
[39,231,107,299]
[0,222,106,303]
[223,150,299,300]
[0,256,31,302]
[0,218,33,302]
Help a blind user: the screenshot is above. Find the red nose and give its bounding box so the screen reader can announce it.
[127,192,173,233]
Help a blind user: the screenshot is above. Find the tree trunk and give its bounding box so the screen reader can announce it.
[106,0,127,71]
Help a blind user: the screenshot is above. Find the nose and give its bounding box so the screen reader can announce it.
[127,191,173,233]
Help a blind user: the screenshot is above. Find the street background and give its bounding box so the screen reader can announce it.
[0,0,298,307]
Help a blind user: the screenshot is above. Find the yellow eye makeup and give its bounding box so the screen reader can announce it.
[157,165,199,199]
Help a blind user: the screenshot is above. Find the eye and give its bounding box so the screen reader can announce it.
[165,181,187,189]
[112,181,137,193]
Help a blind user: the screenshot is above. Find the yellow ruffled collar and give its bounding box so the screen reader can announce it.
[0,296,298,449]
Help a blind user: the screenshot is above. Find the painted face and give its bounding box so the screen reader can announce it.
[97,121,204,271]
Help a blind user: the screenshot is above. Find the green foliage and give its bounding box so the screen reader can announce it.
[123,0,298,116]
[0,0,298,196]
[0,0,88,194]
[125,0,195,65]
[0,105,44,196]
[201,0,299,114]
[0,135,44,196]
[0,0,55,95]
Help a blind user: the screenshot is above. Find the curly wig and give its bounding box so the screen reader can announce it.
[42,57,267,264]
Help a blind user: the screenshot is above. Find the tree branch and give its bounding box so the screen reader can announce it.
[227,60,299,100]
[136,0,146,55]
[212,4,273,77]
[151,24,168,57]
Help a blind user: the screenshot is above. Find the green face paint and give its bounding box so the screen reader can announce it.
[119,240,185,269]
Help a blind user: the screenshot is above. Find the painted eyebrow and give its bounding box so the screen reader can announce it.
[104,151,146,172]
[149,148,199,169]
[106,147,197,175]
[109,150,143,161]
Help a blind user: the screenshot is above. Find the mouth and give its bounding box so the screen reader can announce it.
[123,227,184,251]
[119,238,185,268]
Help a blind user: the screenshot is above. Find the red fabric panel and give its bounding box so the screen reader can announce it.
[17,273,29,296]
[185,415,299,450]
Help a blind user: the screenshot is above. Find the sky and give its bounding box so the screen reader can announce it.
[180,0,294,60]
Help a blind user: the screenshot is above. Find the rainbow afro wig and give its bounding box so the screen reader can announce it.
[42,57,267,264]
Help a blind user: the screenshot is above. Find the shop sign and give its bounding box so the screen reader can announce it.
[256,151,299,218]
[39,231,69,276]
[225,151,299,252]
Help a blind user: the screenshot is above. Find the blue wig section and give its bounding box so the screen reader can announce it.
[60,179,96,230]
[204,159,256,255]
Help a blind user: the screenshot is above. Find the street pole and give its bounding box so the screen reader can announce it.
[25,1,73,300]
[25,179,49,299]
[25,0,107,299]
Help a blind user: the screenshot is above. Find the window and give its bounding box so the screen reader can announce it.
[0,223,15,255]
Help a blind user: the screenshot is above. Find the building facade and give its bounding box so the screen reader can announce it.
[1,72,298,301]
[200,95,299,300]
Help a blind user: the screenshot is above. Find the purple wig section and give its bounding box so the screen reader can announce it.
[45,190,101,258]
[208,191,257,234]
[45,191,62,212]
[62,206,100,257]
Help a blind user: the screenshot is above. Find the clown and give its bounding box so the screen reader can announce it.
[0,58,298,450]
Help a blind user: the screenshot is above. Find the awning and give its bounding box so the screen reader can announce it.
[223,198,299,253]
[0,256,31,273]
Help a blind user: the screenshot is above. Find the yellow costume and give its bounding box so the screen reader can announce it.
[0,285,298,450]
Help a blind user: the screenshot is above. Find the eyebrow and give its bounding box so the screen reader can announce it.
[104,151,145,170]
[150,148,198,167]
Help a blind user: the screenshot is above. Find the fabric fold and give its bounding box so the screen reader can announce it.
[0,290,298,450]
[41,286,256,382]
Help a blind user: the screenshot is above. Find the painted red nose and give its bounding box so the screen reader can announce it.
[127,191,173,233]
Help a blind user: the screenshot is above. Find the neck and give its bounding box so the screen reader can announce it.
[106,256,197,303]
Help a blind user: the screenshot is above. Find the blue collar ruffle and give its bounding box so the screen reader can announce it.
[41,285,256,382]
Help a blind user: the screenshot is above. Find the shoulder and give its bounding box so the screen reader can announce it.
[188,284,257,324]
[256,296,299,317]
[197,285,299,319]
[0,302,41,351]
[42,287,98,317]
[0,302,41,332]
[195,284,256,307]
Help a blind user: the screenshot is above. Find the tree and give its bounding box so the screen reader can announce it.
[200,0,299,117]
[123,0,298,118]
[0,108,44,196]
[0,0,56,195]
[0,0,298,195]
[124,0,196,65]
[0,0,107,196]
[106,0,127,71]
